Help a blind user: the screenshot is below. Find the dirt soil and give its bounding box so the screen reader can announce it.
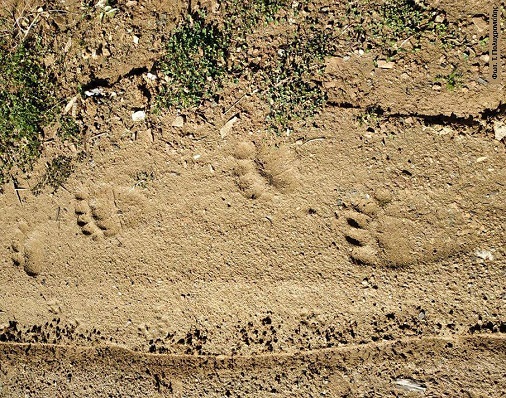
[1,0,505,396]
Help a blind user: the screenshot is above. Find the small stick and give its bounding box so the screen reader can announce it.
[302,137,326,145]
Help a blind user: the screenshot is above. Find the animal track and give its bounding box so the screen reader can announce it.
[233,141,299,199]
[338,189,477,267]
[10,222,43,277]
[75,185,146,239]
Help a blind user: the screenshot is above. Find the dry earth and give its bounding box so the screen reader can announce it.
[0,0,505,396]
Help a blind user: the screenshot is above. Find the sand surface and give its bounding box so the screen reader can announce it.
[0,0,505,396]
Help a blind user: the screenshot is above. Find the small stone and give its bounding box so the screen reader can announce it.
[432,83,442,91]
[394,379,426,393]
[475,249,494,261]
[494,122,506,141]
[472,16,488,32]
[476,156,488,163]
[133,35,139,44]
[219,115,239,138]
[172,116,184,127]
[132,110,146,121]
[435,14,445,23]
[64,96,79,115]
[84,87,104,97]
[377,60,394,69]
[480,54,490,63]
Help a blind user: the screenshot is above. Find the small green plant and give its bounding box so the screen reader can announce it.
[58,115,81,144]
[0,22,81,189]
[263,28,336,133]
[356,105,383,126]
[32,155,74,195]
[157,11,229,109]
[380,0,425,39]
[134,170,155,188]
[344,0,457,57]
[96,0,118,21]
[479,37,489,50]
[157,1,287,110]
[222,0,286,34]
[436,69,462,91]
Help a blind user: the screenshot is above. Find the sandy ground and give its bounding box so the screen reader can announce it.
[0,0,505,396]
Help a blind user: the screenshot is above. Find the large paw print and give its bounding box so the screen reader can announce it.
[233,141,300,199]
[74,187,121,239]
[338,190,477,267]
[74,185,148,240]
[10,221,44,276]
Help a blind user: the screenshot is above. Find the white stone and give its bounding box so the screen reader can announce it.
[475,249,494,261]
[219,116,239,138]
[172,116,184,127]
[494,121,506,141]
[377,60,394,69]
[132,110,146,121]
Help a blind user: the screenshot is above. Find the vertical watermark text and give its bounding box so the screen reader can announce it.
[489,5,501,83]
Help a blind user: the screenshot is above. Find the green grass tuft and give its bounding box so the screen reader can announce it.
[0,42,57,185]
[263,28,336,133]
[157,11,229,109]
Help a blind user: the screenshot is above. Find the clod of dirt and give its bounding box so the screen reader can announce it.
[234,142,256,160]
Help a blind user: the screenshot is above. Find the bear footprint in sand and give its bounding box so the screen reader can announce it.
[75,185,146,240]
[338,189,478,267]
[11,222,43,276]
[233,141,300,199]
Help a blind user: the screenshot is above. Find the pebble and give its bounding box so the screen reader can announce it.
[472,16,488,32]
[172,116,184,127]
[219,116,239,138]
[377,60,394,69]
[84,88,104,97]
[393,379,426,393]
[132,110,146,121]
[475,249,494,261]
[477,77,488,85]
[435,14,445,23]
[494,122,506,141]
